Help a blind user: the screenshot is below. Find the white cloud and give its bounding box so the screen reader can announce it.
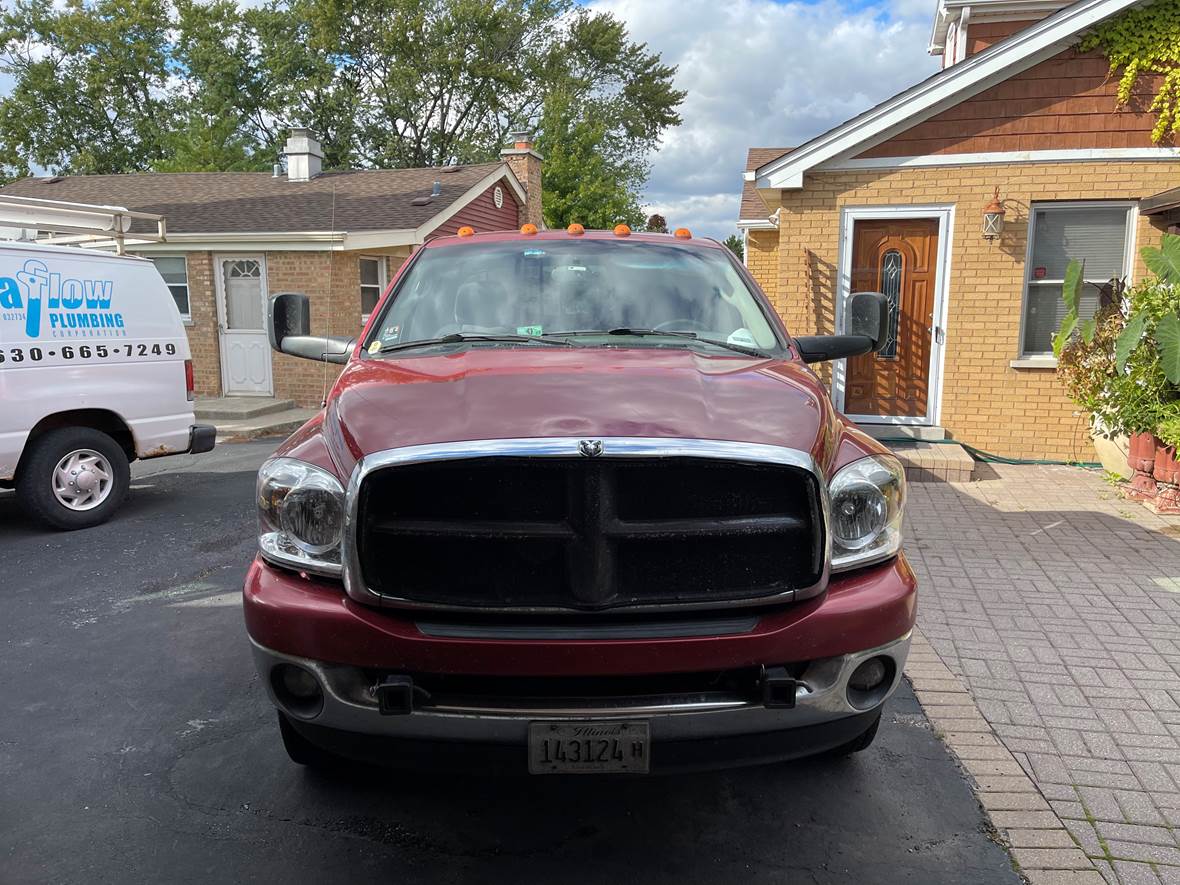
[590,0,940,239]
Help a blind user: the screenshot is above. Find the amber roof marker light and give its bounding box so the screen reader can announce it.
[613,224,631,237]
[567,223,585,236]
[674,227,692,239]
[457,226,475,237]
[520,223,538,235]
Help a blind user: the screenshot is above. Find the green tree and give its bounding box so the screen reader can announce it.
[0,0,682,218]
[0,0,175,178]
[723,233,743,260]
[645,213,668,233]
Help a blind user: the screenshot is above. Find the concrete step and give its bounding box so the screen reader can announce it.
[884,440,976,483]
[212,408,319,442]
[194,396,298,421]
[857,424,947,442]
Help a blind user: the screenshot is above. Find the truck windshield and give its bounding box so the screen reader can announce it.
[364,239,781,355]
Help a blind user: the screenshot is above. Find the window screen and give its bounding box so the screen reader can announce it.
[152,256,190,319]
[1022,205,1130,356]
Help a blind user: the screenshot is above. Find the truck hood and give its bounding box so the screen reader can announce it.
[313,347,841,477]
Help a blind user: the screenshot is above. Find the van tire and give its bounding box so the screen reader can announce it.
[17,427,130,530]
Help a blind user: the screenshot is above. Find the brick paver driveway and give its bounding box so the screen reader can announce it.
[909,464,1180,884]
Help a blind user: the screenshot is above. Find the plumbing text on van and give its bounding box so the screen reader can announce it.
[0,259,123,339]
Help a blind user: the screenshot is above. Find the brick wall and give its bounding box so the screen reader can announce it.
[502,150,543,227]
[756,161,1179,461]
[180,251,222,398]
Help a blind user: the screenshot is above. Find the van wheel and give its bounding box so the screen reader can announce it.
[277,712,339,769]
[17,427,130,530]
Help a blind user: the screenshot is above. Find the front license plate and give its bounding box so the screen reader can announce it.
[528,720,650,774]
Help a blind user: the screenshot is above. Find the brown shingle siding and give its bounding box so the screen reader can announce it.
[858,48,1165,159]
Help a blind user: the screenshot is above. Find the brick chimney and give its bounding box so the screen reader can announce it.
[930,0,1069,67]
[500,130,543,227]
[284,127,323,182]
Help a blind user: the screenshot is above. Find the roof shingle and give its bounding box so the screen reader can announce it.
[0,163,507,234]
[740,148,791,221]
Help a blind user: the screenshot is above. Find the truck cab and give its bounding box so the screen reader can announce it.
[244,226,915,773]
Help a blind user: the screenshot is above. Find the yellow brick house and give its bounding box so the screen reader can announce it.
[740,0,1180,461]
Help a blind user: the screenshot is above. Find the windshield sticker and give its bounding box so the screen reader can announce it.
[516,325,543,337]
[522,249,546,257]
[727,328,757,347]
[368,339,382,354]
[381,324,401,342]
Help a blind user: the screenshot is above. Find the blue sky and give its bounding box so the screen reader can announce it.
[591,0,941,239]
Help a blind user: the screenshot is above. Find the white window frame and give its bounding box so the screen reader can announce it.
[150,254,191,323]
[359,255,388,323]
[1015,200,1137,365]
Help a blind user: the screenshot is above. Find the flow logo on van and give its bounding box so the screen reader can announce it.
[0,259,124,339]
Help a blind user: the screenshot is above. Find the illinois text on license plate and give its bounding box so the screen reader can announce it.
[528,720,650,774]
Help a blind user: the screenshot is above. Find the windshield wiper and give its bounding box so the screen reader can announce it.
[543,327,769,358]
[378,332,576,353]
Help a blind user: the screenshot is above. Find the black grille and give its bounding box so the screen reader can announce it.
[355,457,825,611]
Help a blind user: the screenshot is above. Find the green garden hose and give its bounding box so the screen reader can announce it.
[873,437,1103,469]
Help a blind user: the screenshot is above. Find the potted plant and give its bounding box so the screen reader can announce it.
[1055,234,1180,503]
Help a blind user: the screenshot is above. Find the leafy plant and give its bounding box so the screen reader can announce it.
[1056,234,1180,437]
[1079,0,1180,143]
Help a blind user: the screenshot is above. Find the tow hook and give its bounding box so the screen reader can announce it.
[376,675,415,715]
[760,666,798,708]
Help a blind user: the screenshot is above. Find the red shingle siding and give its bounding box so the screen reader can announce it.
[857,47,1164,158]
[966,20,1033,57]
[436,178,520,235]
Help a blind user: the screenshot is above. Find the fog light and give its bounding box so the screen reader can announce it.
[849,657,888,692]
[282,665,319,698]
[271,663,324,719]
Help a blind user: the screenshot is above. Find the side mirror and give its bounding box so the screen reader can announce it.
[269,292,310,349]
[847,291,890,351]
[794,291,890,364]
[267,292,355,365]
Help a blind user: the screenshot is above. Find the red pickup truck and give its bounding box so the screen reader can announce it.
[244,226,915,774]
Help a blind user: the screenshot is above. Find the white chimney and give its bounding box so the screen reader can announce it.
[283,128,323,182]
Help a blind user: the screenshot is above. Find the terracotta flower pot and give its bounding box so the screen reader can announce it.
[1125,431,1160,501]
[1129,431,1158,473]
[1152,443,1180,514]
[1156,444,1180,485]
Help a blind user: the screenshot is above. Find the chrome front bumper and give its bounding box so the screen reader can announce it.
[251,631,911,745]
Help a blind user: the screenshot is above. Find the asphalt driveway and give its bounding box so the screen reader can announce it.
[0,441,1019,884]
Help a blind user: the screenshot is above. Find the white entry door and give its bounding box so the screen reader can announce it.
[215,254,273,396]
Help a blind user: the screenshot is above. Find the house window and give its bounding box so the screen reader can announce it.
[1021,203,1133,357]
[878,249,902,359]
[360,256,387,320]
[151,256,190,320]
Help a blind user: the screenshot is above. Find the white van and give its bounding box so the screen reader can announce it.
[0,239,214,529]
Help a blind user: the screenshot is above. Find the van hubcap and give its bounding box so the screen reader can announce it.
[53,449,113,511]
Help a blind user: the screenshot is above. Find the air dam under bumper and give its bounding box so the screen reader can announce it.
[244,555,916,771]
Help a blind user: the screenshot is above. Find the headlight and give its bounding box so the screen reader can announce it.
[829,454,905,572]
[257,457,345,578]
